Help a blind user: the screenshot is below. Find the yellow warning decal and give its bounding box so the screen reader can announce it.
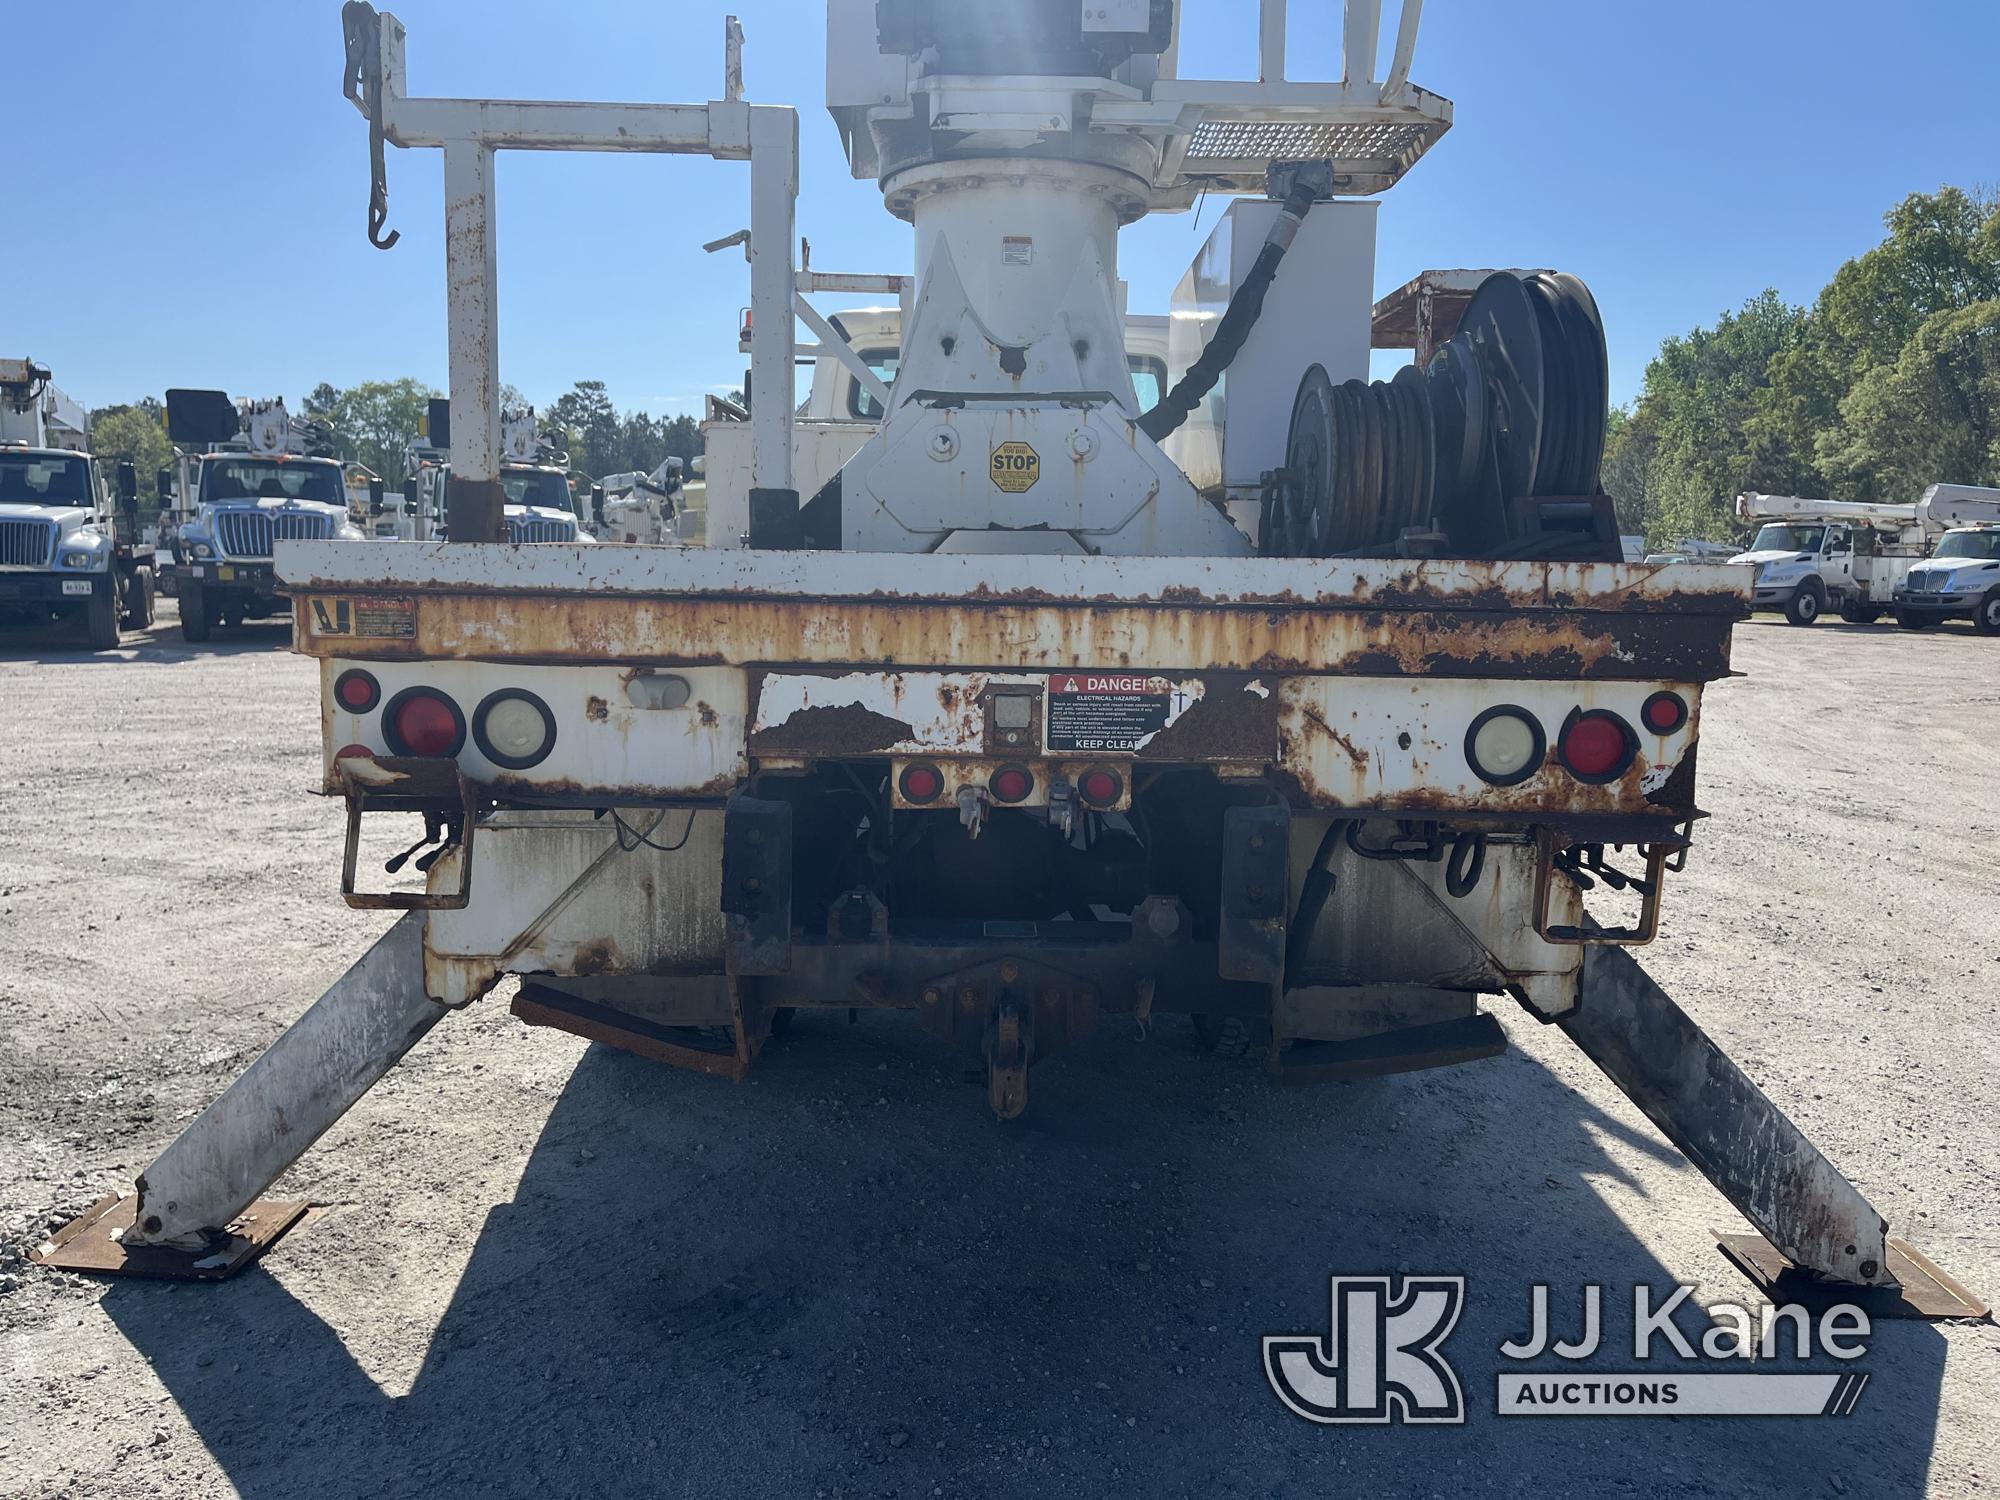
[989,440,1040,494]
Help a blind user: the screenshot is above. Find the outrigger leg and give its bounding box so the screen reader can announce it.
[1564,946,1985,1320]
[36,914,448,1279]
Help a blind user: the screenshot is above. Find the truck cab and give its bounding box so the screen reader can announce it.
[401,456,597,545]
[166,391,365,642]
[1730,492,1926,626]
[0,358,157,649]
[398,402,597,544]
[1896,527,2000,632]
[1894,484,2000,633]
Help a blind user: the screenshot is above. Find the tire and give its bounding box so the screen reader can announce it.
[1895,609,1931,632]
[123,569,156,631]
[1838,601,1880,625]
[180,582,212,643]
[1784,581,1823,627]
[1193,1012,1272,1059]
[84,588,120,650]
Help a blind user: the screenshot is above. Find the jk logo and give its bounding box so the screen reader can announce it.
[1264,1276,1467,1425]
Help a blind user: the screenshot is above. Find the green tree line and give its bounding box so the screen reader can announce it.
[301,378,703,480]
[1606,186,2000,545]
[84,380,705,517]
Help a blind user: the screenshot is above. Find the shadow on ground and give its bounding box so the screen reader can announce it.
[103,1014,1945,1498]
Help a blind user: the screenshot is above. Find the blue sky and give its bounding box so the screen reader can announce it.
[7,0,1995,419]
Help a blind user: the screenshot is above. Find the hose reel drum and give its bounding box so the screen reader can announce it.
[1264,271,1615,560]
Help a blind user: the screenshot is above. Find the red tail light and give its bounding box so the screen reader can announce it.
[1641,691,1688,735]
[1557,710,1635,783]
[384,688,466,758]
[333,669,380,713]
[989,765,1033,804]
[899,762,945,804]
[1077,768,1123,807]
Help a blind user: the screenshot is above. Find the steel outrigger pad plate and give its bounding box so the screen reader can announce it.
[1716,1231,1989,1322]
[32,1193,308,1281]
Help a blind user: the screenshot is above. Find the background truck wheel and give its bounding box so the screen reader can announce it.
[1193,1012,1272,1059]
[122,570,156,631]
[1838,601,1880,625]
[1784,581,1824,626]
[85,589,121,650]
[180,583,212,643]
[1977,589,2000,636]
[1895,609,1931,631]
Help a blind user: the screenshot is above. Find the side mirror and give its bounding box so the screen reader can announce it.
[368,478,385,517]
[402,476,420,517]
[591,484,606,525]
[156,467,174,503]
[115,461,139,503]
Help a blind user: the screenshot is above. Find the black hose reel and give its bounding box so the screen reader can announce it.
[1263,271,1617,561]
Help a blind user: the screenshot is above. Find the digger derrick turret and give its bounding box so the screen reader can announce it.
[39,1,1982,1320]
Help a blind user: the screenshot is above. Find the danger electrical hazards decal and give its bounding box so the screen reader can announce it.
[1047,673,1191,753]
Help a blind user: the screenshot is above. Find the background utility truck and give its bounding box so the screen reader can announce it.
[0,358,156,648]
[399,400,597,544]
[39,0,1978,1322]
[1730,490,1929,626]
[1895,483,2000,633]
[164,390,370,642]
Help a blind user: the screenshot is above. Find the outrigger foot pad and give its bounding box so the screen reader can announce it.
[1716,1231,1989,1322]
[33,1194,308,1281]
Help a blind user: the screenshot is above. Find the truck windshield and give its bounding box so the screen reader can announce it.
[203,459,344,504]
[847,349,902,421]
[0,453,92,504]
[1750,524,1824,553]
[502,468,575,513]
[1128,354,1168,409]
[1934,532,2000,561]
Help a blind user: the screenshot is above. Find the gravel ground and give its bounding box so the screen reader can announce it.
[1,604,1995,1499]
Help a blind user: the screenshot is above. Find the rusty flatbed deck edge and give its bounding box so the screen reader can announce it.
[277,542,1749,614]
[282,546,1748,681]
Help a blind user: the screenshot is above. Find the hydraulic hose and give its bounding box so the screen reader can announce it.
[1136,185,1317,444]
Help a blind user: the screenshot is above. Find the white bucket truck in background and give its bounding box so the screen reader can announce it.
[1729,491,1928,626]
[398,400,597,544]
[1894,484,2000,633]
[1,358,158,648]
[164,390,369,643]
